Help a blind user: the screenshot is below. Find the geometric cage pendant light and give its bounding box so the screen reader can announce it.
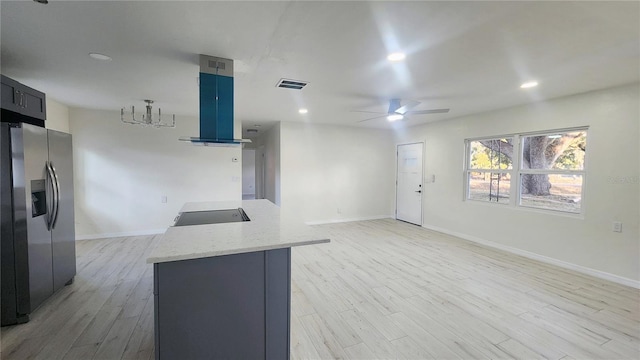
[121,99,176,128]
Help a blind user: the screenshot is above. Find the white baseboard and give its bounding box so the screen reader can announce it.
[76,228,166,241]
[421,223,640,289]
[305,215,393,226]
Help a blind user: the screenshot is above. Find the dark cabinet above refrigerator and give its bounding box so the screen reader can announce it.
[1,75,47,126]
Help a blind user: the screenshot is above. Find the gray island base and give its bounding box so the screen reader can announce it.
[154,248,290,359]
[148,200,330,359]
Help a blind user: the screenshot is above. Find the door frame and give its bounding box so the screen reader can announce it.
[395,141,425,226]
[255,145,266,200]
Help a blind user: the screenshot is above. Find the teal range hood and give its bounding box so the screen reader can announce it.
[180,55,251,146]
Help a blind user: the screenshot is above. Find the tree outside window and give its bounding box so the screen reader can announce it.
[467,138,513,204]
[466,129,587,214]
[519,131,586,213]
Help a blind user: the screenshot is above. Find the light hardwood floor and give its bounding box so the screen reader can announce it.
[1,219,639,359]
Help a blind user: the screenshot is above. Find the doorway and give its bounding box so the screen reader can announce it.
[396,142,424,225]
[253,146,266,200]
[242,148,256,200]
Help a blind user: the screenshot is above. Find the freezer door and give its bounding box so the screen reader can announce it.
[1,123,20,324]
[12,124,54,312]
[47,129,76,291]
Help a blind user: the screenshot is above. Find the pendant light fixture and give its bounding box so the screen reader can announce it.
[121,100,176,128]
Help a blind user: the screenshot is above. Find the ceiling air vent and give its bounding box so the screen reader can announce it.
[276,78,308,90]
[208,60,225,70]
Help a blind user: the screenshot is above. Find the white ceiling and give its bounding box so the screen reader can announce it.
[1,0,638,134]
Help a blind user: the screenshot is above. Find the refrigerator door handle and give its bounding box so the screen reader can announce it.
[49,162,61,229]
[45,161,54,230]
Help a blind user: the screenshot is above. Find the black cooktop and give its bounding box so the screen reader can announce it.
[173,208,250,227]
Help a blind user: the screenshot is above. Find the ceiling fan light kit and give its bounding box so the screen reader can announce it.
[387,52,406,62]
[387,114,404,122]
[121,100,176,128]
[520,81,539,89]
[89,53,112,61]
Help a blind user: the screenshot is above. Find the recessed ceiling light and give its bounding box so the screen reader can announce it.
[253,124,261,127]
[387,114,404,122]
[520,81,538,89]
[89,53,112,61]
[387,52,406,62]
[298,108,308,114]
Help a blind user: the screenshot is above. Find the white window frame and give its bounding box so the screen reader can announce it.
[516,128,588,215]
[464,137,515,205]
[464,127,588,216]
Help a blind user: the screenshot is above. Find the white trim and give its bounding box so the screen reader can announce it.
[305,215,392,226]
[76,228,166,241]
[466,125,590,141]
[421,223,640,289]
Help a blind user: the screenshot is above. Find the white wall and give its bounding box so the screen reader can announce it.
[69,108,242,239]
[45,98,70,133]
[280,122,395,224]
[242,148,255,196]
[394,84,640,283]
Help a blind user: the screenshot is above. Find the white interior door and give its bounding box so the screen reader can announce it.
[396,142,423,225]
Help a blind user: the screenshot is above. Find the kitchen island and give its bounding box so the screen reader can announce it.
[147,199,329,360]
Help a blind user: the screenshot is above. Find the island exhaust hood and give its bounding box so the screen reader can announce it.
[179,55,251,146]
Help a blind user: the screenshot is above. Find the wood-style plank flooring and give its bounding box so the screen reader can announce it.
[2,219,639,359]
[1,234,159,360]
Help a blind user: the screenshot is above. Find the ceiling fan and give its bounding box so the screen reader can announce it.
[354,99,449,123]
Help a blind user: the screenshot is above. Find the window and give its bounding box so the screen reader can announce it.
[466,138,513,204]
[465,128,588,214]
[519,130,587,213]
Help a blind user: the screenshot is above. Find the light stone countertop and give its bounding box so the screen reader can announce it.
[147,199,330,264]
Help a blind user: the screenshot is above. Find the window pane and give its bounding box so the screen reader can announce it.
[468,172,511,203]
[519,174,583,213]
[469,139,513,170]
[521,131,587,170]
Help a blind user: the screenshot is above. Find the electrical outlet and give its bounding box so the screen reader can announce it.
[612,221,622,233]
[161,196,167,204]
[337,208,342,214]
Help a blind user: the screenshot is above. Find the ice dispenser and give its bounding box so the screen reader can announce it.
[31,179,46,217]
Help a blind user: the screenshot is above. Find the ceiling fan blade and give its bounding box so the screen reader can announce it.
[394,100,421,115]
[407,108,450,115]
[388,99,402,114]
[356,114,387,123]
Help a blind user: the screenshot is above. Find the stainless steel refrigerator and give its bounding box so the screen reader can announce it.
[1,122,76,326]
